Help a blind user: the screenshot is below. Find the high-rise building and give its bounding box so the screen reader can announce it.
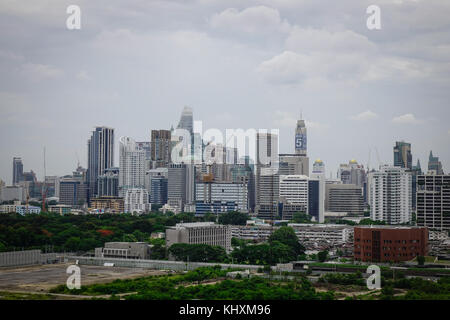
[278,175,309,220]
[196,181,249,214]
[428,150,444,174]
[177,106,194,135]
[136,141,151,170]
[87,127,114,201]
[167,163,195,212]
[310,159,325,223]
[59,177,88,207]
[279,154,309,177]
[394,141,412,169]
[295,118,307,156]
[12,157,23,185]
[150,176,168,205]
[97,167,119,197]
[325,184,364,216]
[119,137,146,197]
[416,174,450,231]
[255,132,279,219]
[124,188,150,214]
[150,130,171,168]
[368,165,412,224]
[338,160,366,188]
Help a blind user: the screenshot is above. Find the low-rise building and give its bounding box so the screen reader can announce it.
[95,242,152,260]
[90,196,124,213]
[288,223,354,244]
[48,204,72,215]
[354,226,428,262]
[166,222,231,253]
[15,205,41,215]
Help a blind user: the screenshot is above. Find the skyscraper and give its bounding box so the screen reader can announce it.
[255,132,279,219]
[151,130,171,168]
[310,159,325,223]
[87,127,114,201]
[295,118,307,156]
[119,136,146,197]
[12,157,23,185]
[167,163,195,212]
[394,141,412,169]
[428,150,444,174]
[177,106,194,135]
[368,165,412,224]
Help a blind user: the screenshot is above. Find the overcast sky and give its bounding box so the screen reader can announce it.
[0,0,449,183]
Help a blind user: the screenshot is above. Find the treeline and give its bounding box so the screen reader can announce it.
[0,211,250,253]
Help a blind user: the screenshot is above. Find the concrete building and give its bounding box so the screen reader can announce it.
[59,177,88,207]
[428,150,444,175]
[87,127,115,201]
[338,160,366,188]
[295,118,307,156]
[97,167,119,197]
[0,185,24,202]
[150,176,168,205]
[196,181,249,214]
[289,223,354,244]
[310,159,325,223]
[325,183,364,216]
[354,226,428,262]
[166,222,231,253]
[119,136,146,197]
[255,132,279,219]
[12,157,23,185]
[394,141,412,170]
[416,174,450,231]
[279,154,309,177]
[124,188,150,214]
[368,165,412,224]
[278,175,308,220]
[167,163,195,212]
[151,130,171,168]
[90,196,124,213]
[95,242,151,260]
[48,204,72,215]
[15,205,41,215]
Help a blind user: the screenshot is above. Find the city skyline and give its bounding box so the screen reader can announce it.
[1,0,449,183]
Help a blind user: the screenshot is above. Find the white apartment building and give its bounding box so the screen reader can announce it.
[119,136,146,197]
[288,223,354,244]
[124,188,150,214]
[368,165,412,224]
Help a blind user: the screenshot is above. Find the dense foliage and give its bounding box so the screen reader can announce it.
[168,243,228,263]
[217,211,249,225]
[0,212,202,252]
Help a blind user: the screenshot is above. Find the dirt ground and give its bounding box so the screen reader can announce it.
[0,263,169,293]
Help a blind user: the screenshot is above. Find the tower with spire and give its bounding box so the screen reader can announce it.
[295,114,307,156]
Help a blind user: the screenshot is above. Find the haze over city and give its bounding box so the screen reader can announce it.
[1,0,449,183]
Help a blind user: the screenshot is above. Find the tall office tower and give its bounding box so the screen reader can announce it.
[119,137,146,197]
[59,167,88,207]
[325,184,364,216]
[279,154,309,176]
[177,106,194,135]
[338,160,366,188]
[394,141,412,169]
[278,175,309,220]
[295,118,307,156]
[368,165,412,224]
[310,159,325,223]
[150,176,168,205]
[196,181,249,214]
[428,150,444,174]
[416,174,450,231]
[12,157,23,185]
[231,156,255,212]
[411,159,423,211]
[151,130,171,168]
[97,167,119,197]
[255,132,279,219]
[87,127,114,201]
[167,163,195,212]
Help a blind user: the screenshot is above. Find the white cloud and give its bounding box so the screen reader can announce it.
[350,110,379,121]
[19,63,63,81]
[209,6,290,36]
[76,70,91,81]
[272,110,328,131]
[392,113,422,124]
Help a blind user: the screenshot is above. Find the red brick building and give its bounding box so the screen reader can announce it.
[354,226,428,262]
